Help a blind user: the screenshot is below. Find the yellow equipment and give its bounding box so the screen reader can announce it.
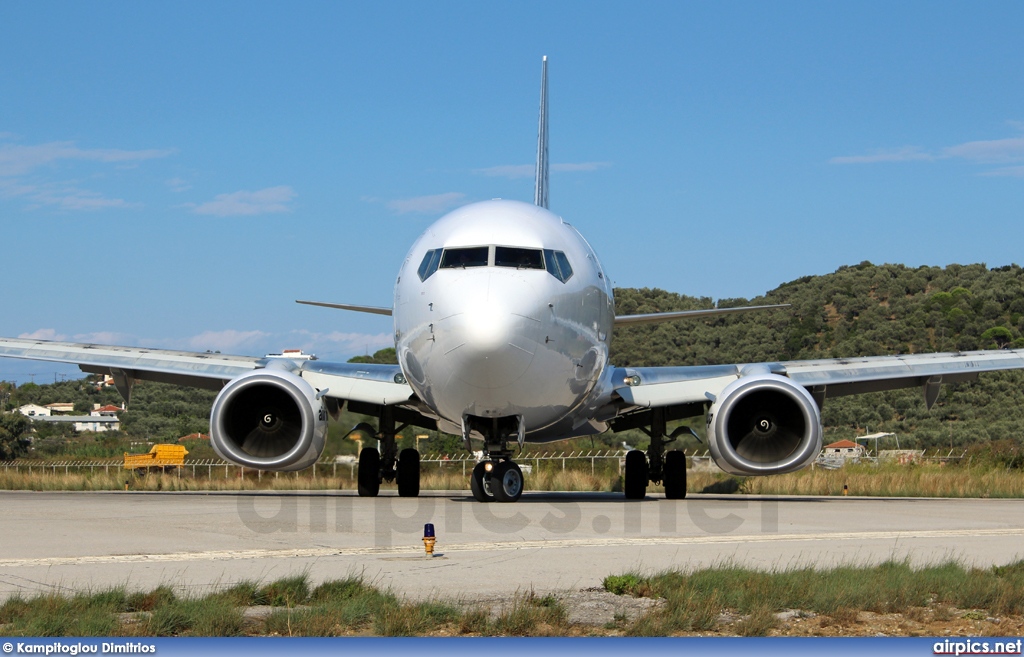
[124,444,189,472]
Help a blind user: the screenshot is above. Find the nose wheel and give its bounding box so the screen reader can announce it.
[471,459,523,502]
[470,462,495,502]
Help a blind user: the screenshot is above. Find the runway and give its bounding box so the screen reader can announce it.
[2,490,1022,600]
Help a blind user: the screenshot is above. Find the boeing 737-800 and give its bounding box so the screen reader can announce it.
[4,57,1024,503]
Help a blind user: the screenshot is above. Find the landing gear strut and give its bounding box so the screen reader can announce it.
[355,407,421,497]
[468,415,525,503]
[623,408,688,500]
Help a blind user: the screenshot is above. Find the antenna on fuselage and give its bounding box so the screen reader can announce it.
[533,56,549,209]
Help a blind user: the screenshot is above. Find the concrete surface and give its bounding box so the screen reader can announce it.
[1,490,1022,601]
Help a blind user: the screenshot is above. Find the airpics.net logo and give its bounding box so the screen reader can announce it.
[234,495,780,547]
[934,639,1024,655]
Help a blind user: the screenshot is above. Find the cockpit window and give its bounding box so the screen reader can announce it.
[417,249,442,281]
[494,246,544,270]
[544,249,574,283]
[440,246,489,269]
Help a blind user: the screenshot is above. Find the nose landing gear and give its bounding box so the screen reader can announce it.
[471,459,523,502]
[466,415,526,503]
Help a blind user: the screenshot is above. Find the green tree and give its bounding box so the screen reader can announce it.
[0,412,31,460]
[347,347,398,364]
[980,326,1014,348]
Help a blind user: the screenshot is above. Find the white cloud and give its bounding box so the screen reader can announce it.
[192,186,296,216]
[18,329,144,345]
[71,331,136,345]
[831,134,1024,174]
[0,141,174,177]
[474,164,535,179]
[0,138,173,211]
[473,161,611,179]
[981,166,1024,178]
[1,179,135,211]
[288,330,393,356]
[941,137,1024,164]
[185,330,271,352]
[166,177,192,192]
[18,328,66,341]
[552,161,612,173]
[829,147,934,164]
[386,192,466,215]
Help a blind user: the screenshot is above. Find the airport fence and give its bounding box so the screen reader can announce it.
[0,448,969,479]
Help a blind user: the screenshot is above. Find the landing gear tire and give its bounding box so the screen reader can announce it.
[490,461,524,503]
[357,447,381,497]
[397,448,420,497]
[624,449,648,500]
[663,450,687,500]
[470,461,495,503]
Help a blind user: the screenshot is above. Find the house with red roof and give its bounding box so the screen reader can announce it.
[822,439,866,459]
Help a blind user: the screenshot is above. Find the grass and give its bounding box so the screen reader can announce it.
[606,559,1024,636]
[2,562,1023,636]
[1,460,1022,498]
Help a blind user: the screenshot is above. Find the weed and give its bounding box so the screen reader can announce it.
[458,609,490,634]
[735,604,778,636]
[604,574,643,596]
[259,575,310,607]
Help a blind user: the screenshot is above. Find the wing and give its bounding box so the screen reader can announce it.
[0,336,413,407]
[604,349,1024,477]
[612,349,1024,411]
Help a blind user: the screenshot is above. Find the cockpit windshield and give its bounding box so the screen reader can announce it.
[439,246,489,269]
[416,245,573,283]
[494,246,544,270]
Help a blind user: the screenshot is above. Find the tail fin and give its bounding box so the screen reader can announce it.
[533,56,549,209]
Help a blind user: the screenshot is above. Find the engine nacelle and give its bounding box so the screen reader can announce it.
[706,373,822,476]
[210,369,328,471]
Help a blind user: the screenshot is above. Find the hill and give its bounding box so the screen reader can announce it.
[612,262,1024,450]
[4,261,1024,455]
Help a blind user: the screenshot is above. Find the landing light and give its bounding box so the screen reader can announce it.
[394,373,407,385]
[624,375,641,386]
[484,462,494,472]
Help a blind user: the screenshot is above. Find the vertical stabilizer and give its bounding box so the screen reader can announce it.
[533,56,549,209]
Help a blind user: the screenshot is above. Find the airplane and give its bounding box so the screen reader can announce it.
[4,57,1024,503]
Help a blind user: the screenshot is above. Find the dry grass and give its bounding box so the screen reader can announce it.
[720,463,1024,498]
[1,460,1022,498]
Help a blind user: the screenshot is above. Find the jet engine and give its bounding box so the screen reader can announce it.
[210,369,327,471]
[706,373,822,476]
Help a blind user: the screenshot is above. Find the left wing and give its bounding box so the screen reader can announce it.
[613,349,1024,411]
[606,348,1024,477]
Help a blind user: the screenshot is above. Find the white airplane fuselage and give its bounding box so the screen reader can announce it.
[393,199,615,442]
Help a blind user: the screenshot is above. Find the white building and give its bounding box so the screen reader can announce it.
[18,404,51,417]
[90,404,123,417]
[35,415,120,433]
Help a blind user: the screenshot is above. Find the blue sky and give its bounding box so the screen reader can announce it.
[2,2,1024,383]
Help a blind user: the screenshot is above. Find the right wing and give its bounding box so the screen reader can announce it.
[0,336,413,407]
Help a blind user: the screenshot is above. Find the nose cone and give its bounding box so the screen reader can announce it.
[436,272,540,390]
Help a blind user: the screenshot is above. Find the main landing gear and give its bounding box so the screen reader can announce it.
[355,407,421,497]
[623,408,689,500]
[468,416,525,503]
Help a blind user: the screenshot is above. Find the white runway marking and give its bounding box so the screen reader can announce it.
[4,527,1022,568]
